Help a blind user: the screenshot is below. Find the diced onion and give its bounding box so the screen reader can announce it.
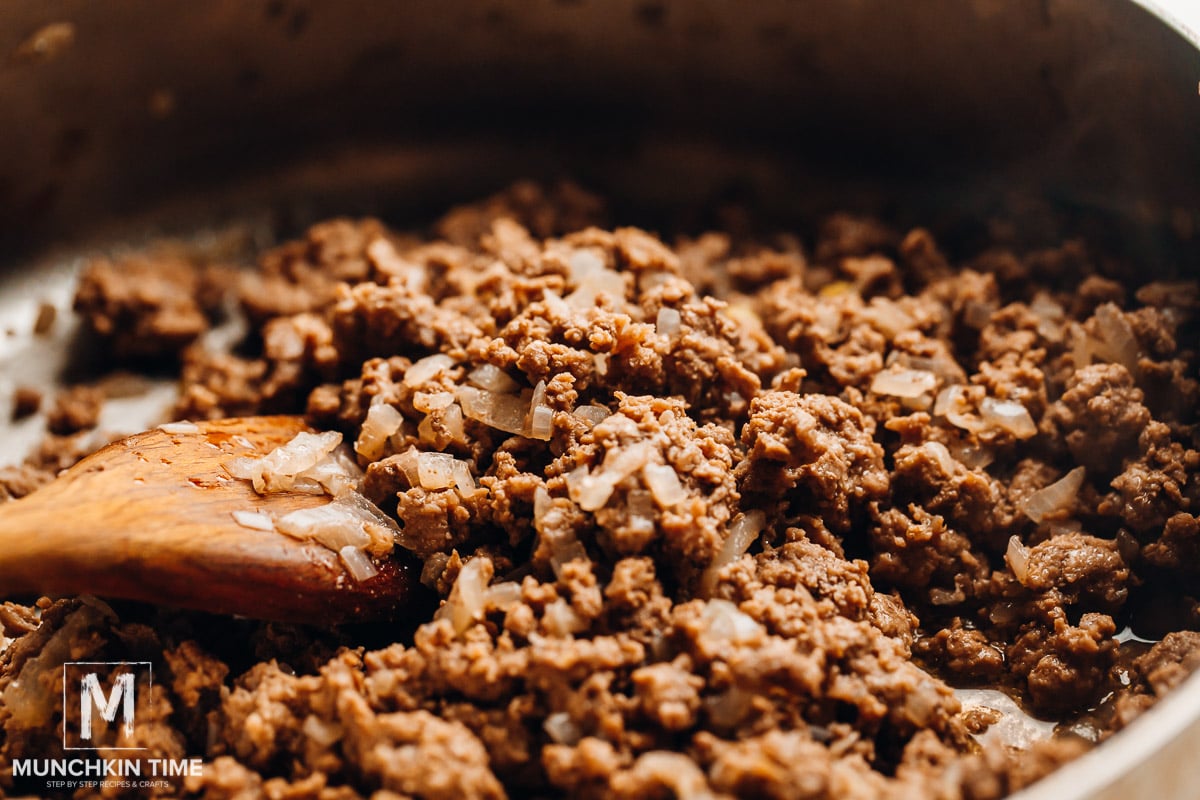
[699,510,766,597]
[573,404,610,426]
[356,403,404,460]
[451,459,475,493]
[457,385,529,435]
[529,380,553,440]
[468,364,519,394]
[413,391,455,412]
[566,268,625,308]
[339,546,379,581]
[442,402,466,443]
[935,386,986,433]
[962,300,997,330]
[1006,535,1031,584]
[302,714,344,746]
[543,712,582,745]
[871,368,938,399]
[656,307,682,337]
[542,289,572,319]
[443,557,492,634]
[1095,303,1140,373]
[403,354,455,387]
[979,397,1037,439]
[700,599,762,644]
[482,581,523,611]
[232,510,275,532]
[277,504,371,551]
[568,248,606,282]
[1018,466,1086,523]
[642,462,686,508]
[417,452,457,489]
[949,440,994,470]
[543,598,587,637]
[920,441,957,475]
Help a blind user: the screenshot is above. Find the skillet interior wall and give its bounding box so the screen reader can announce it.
[0,0,1197,272]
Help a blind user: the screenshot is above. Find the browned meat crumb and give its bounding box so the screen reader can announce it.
[45,384,104,435]
[10,385,41,420]
[72,251,223,359]
[3,184,1199,800]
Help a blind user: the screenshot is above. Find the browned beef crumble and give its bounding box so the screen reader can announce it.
[1,183,1198,799]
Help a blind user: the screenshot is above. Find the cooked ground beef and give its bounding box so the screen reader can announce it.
[1,183,1198,799]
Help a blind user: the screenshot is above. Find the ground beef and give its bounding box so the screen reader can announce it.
[10,386,41,420]
[45,385,105,435]
[2,184,1198,799]
[72,252,223,360]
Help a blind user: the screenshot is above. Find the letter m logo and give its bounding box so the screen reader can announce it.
[63,662,152,750]
[80,672,135,740]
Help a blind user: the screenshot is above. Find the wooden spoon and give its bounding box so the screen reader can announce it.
[0,416,419,625]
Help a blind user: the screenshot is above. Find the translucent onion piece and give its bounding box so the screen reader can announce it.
[482,581,523,611]
[700,599,762,644]
[1095,303,1140,373]
[457,385,528,435]
[445,557,491,634]
[935,386,986,433]
[542,289,572,319]
[1006,535,1031,584]
[356,403,403,460]
[394,447,422,487]
[949,440,994,470]
[302,714,345,746]
[573,404,610,427]
[1018,466,1086,523]
[231,510,274,532]
[543,712,582,745]
[442,402,466,443]
[417,452,457,490]
[403,353,455,387]
[543,598,587,637]
[468,364,519,394]
[247,431,344,493]
[871,368,938,399]
[921,441,957,475]
[450,459,476,493]
[566,268,626,308]
[413,391,455,413]
[339,546,379,582]
[529,380,553,440]
[1030,293,1066,342]
[276,504,371,551]
[642,462,686,508]
[656,307,682,337]
[549,537,590,578]
[599,440,654,485]
[700,510,766,597]
[980,397,1037,439]
[962,300,997,330]
[568,248,606,282]
[299,446,363,496]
